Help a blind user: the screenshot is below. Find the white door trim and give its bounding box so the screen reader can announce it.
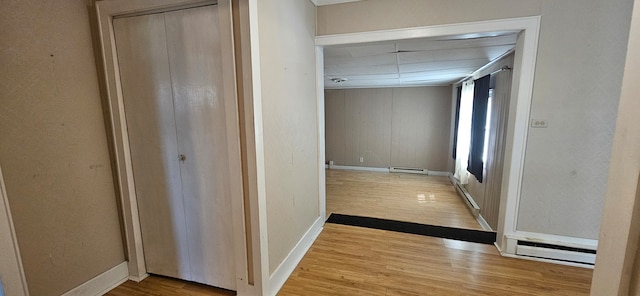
[94,0,250,293]
[0,165,29,296]
[315,16,541,254]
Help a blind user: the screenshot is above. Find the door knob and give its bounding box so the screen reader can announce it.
[179,154,186,161]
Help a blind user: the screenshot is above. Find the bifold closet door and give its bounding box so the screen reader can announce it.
[164,6,235,289]
[113,5,235,290]
[113,13,191,280]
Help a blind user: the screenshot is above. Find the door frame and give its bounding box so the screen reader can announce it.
[94,0,250,293]
[315,16,541,255]
[0,165,29,296]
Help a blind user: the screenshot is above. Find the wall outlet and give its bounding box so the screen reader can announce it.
[531,119,548,128]
[359,157,364,163]
[329,160,334,166]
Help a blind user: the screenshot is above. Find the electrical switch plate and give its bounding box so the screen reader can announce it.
[359,157,364,163]
[531,119,548,128]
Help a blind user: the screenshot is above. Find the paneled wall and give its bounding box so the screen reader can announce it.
[463,53,515,230]
[325,86,451,171]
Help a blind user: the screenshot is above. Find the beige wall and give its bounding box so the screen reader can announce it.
[591,0,640,293]
[318,0,633,240]
[256,0,320,273]
[317,0,542,35]
[325,87,451,170]
[0,1,125,296]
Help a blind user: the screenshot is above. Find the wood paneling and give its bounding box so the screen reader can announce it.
[462,53,514,230]
[390,87,451,170]
[326,169,482,230]
[325,87,451,170]
[482,59,514,230]
[278,223,593,295]
[325,90,346,165]
[344,88,393,167]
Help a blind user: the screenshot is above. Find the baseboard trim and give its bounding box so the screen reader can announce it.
[389,167,428,175]
[499,251,595,269]
[328,165,450,177]
[450,179,481,217]
[269,216,323,296]
[476,214,492,231]
[128,273,149,283]
[62,261,128,296]
[502,233,597,267]
[328,165,389,173]
[427,171,450,176]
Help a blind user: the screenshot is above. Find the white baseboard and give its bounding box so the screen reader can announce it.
[507,231,598,250]
[328,165,389,173]
[476,214,492,231]
[269,216,323,296]
[516,245,596,265]
[62,261,128,296]
[451,179,480,217]
[389,167,428,175]
[499,251,595,269]
[328,165,450,177]
[427,171,450,176]
[128,273,149,282]
[501,232,597,267]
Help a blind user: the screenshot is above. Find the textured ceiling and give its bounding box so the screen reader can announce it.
[324,33,517,89]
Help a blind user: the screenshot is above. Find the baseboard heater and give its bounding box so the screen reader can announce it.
[451,180,480,217]
[515,240,596,265]
[389,167,428,175]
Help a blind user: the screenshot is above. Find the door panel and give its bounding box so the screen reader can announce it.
[164,6,236,289]
[113,14,191,280]
[114,5,235,290]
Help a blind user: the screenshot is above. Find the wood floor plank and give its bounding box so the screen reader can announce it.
[105,275,235,296]
[326,169,482,230]
[108,169,592,295]
[278,224,592,296]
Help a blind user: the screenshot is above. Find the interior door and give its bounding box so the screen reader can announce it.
[113,5,235,290]
[164,6,236,288]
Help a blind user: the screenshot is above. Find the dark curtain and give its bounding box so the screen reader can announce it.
[468,75,491,183]
[452,86,462,159]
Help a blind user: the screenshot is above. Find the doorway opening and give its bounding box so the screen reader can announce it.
[315,16,541,253]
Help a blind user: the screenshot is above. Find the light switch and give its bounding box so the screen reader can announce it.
[531,119,548,128]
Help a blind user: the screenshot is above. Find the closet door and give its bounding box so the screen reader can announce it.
[113,14,191,280]
[165,6,235,289]
[113,5,235,290]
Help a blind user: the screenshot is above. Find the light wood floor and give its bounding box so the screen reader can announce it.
[327,169,482,230]
[107,225,593,296]
[279,223,593,295]
[105,275,235,296]
[107,169,592,295]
